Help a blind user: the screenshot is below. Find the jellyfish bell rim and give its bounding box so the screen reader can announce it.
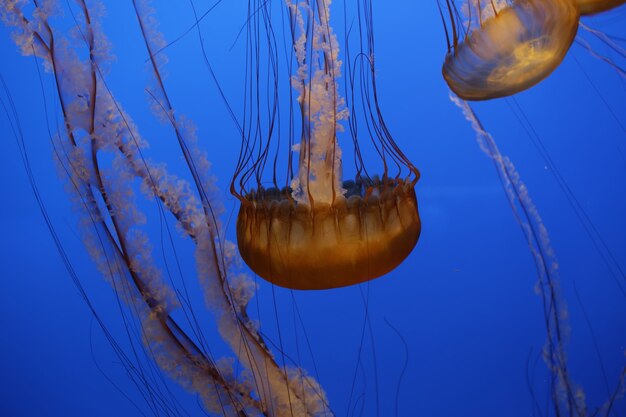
[442,0,580,101]
[236,178,421,291]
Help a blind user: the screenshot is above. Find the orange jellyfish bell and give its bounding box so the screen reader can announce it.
[574,0,626,15]
[232,0,420,290]
[237,179,420,290]
[441,0,580,100]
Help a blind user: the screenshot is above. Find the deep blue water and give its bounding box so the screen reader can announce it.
[0,1,625,416]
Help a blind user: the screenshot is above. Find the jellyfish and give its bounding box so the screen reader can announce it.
[574,0,626,15]
[440,0,580,100]
[232,0,421,290]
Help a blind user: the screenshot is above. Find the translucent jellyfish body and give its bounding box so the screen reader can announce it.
[442,0,580,100]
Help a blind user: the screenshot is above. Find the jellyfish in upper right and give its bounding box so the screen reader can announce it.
[441,0,580,101]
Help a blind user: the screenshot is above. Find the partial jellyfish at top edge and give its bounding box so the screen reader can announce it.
[440,0,626,101]
[440,0,580,100]
[232,0,421,290]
